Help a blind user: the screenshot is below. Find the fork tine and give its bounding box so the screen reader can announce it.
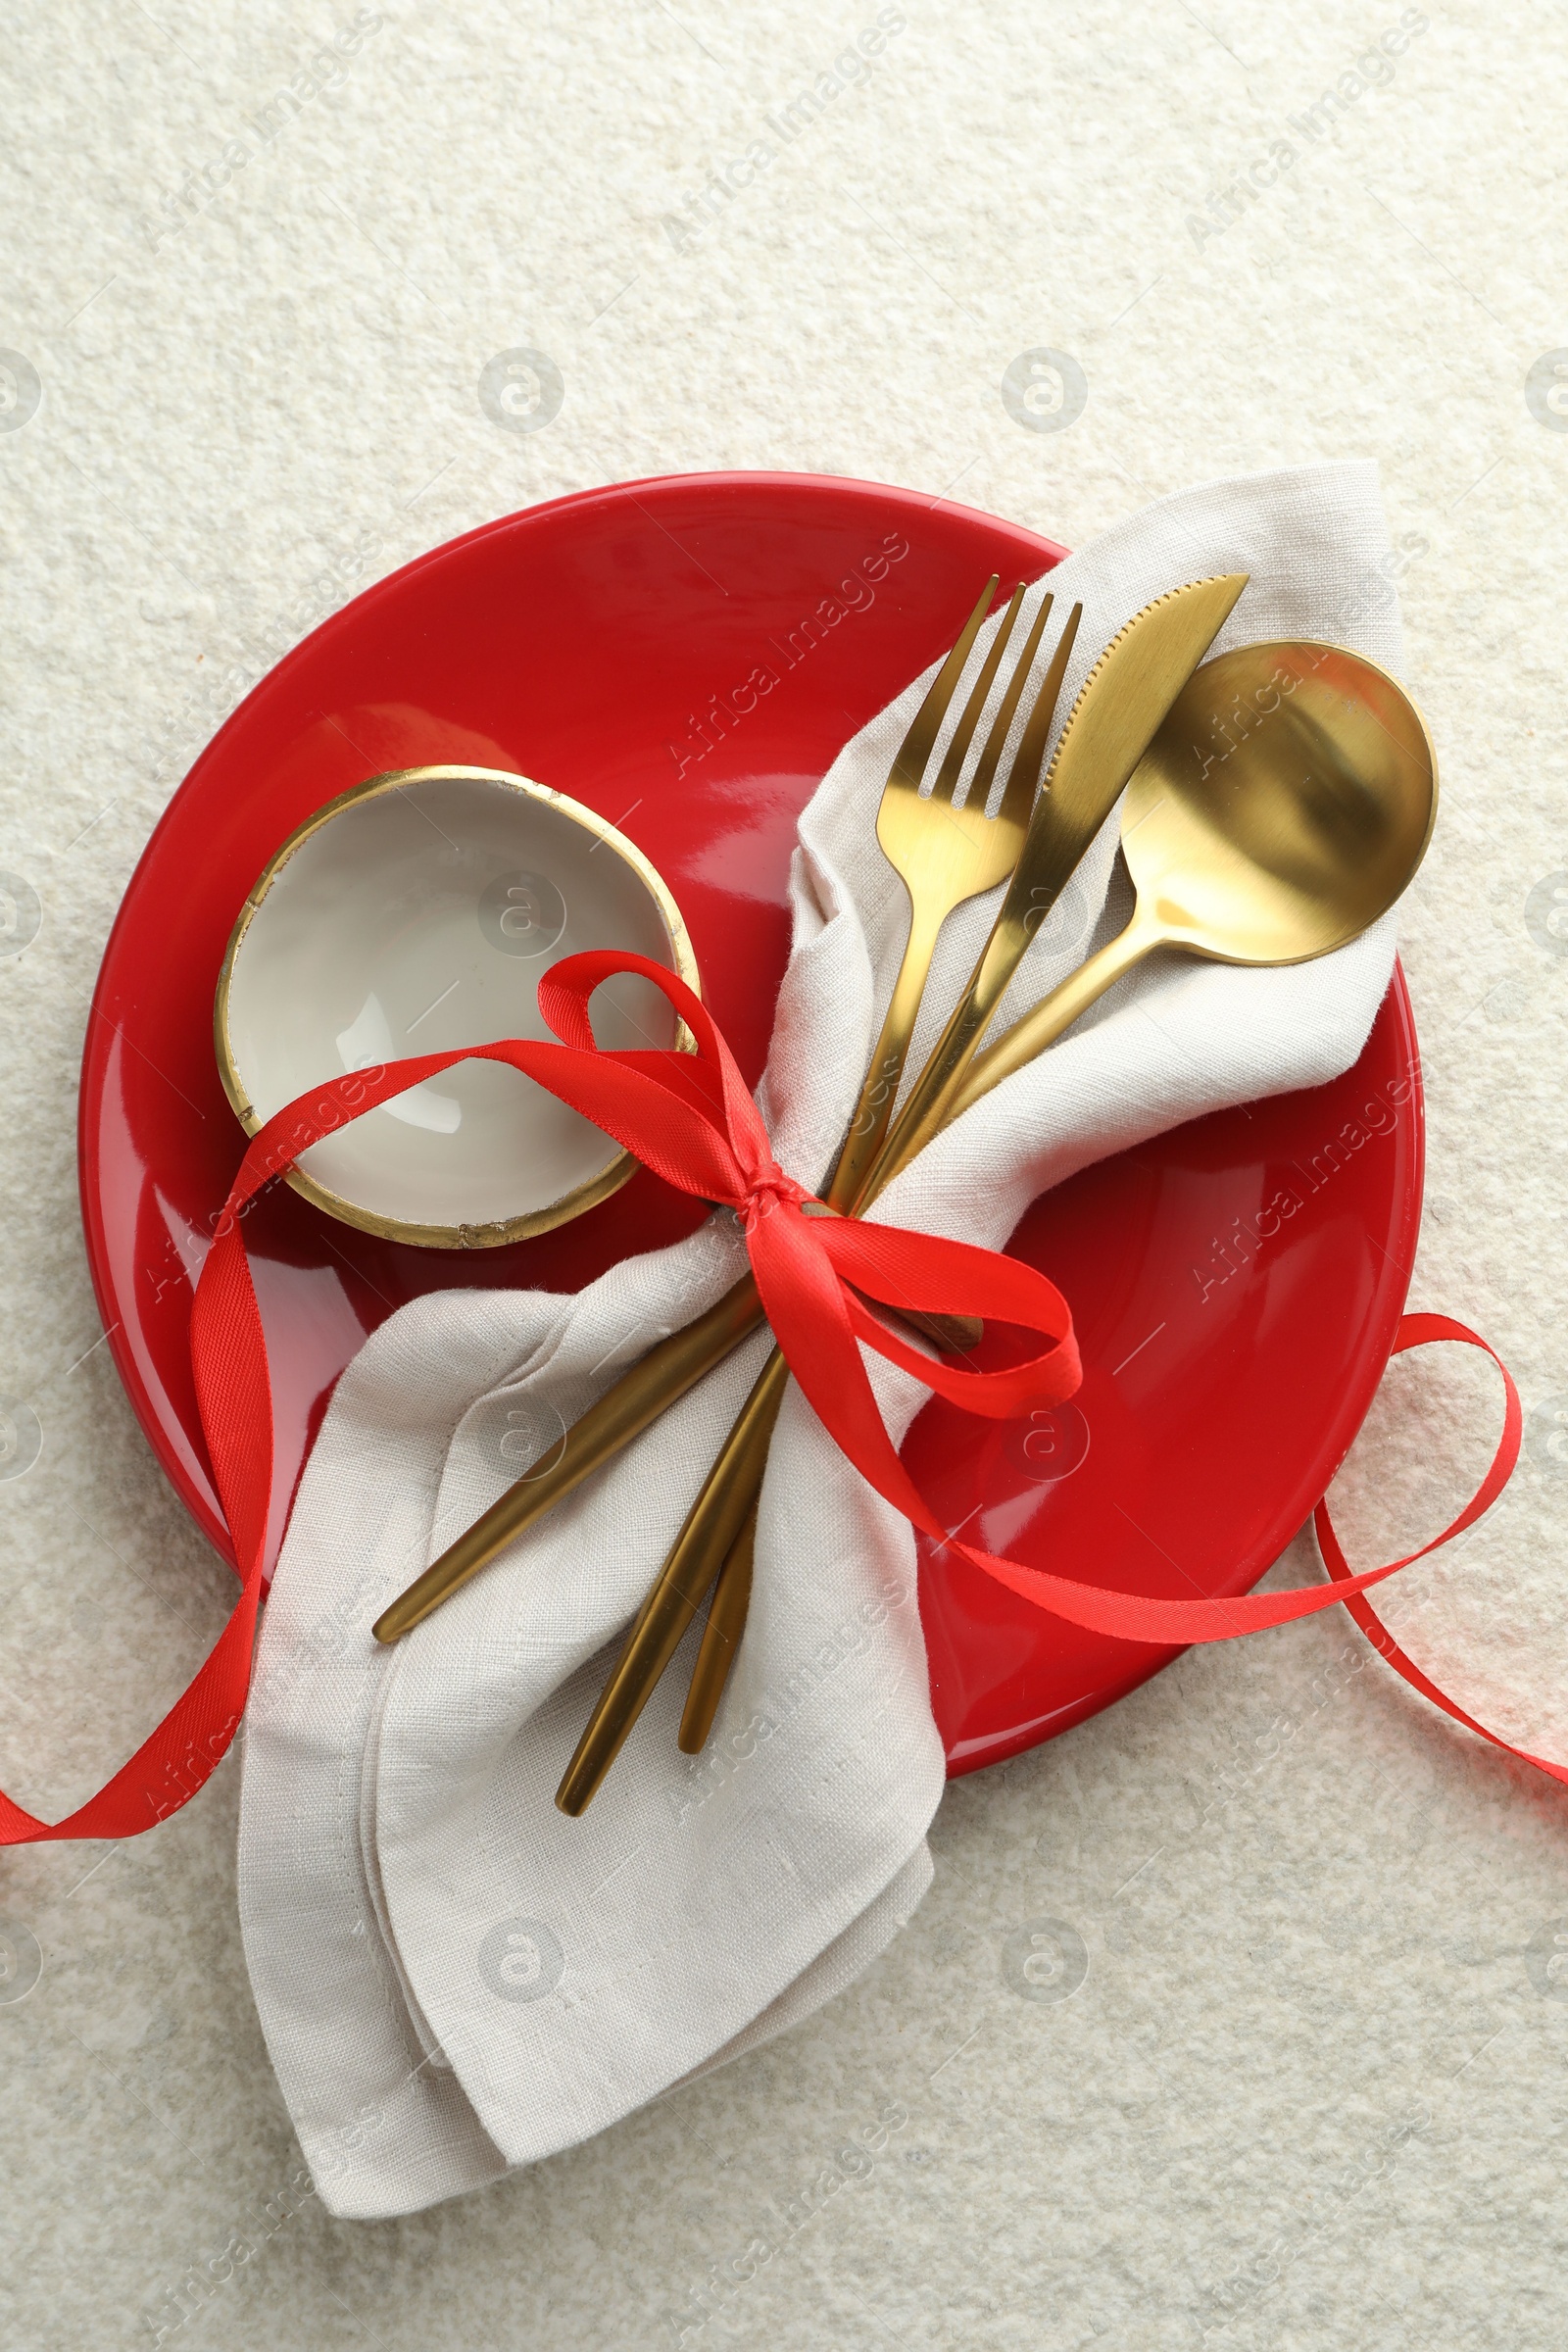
[992,598,1084,829]
[889,575,999,790]
[927,582,1026,806]
[964,589,1054,816]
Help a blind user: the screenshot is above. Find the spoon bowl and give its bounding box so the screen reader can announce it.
[961,639,1437,1102]
[1124,641,1437,965]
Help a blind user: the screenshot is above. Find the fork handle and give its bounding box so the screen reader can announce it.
[859,911,1024,1200]
[825,897,946,1211]
[560,975,1005,1796]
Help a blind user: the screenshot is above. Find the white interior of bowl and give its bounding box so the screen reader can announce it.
[223,772,683,1231]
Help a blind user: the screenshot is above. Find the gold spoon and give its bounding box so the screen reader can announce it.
[674,636,1438,1756]
[957,637,1436,1100]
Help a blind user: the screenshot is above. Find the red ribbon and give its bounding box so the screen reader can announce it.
[5,955,1533,1842]
[1314,1314,1561,1784]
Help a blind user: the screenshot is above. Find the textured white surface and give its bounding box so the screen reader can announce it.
[1,0,1566,2342]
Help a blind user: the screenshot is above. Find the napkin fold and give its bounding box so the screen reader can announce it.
[239,462,1407,2218]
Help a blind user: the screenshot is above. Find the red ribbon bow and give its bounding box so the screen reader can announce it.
[0,954,1531,1845]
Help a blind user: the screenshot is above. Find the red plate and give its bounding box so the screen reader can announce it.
[78,472,1421,1779]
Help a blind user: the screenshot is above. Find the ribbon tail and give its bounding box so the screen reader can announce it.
[943,1316,1523,1647]
[0,1198,275,1844]
[1316,1314,1560,1783]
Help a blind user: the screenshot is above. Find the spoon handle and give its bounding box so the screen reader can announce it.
[954,915,1155,1115]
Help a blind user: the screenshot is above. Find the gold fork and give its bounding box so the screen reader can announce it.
[823,575,1067,1211]
[554,584,1087,1810]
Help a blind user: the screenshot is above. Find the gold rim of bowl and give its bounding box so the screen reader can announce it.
[213,763,701,1250]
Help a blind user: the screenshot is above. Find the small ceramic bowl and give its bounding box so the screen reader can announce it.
[215,765,698,1248]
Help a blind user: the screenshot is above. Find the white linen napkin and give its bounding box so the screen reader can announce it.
[238,462,1408,2219]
